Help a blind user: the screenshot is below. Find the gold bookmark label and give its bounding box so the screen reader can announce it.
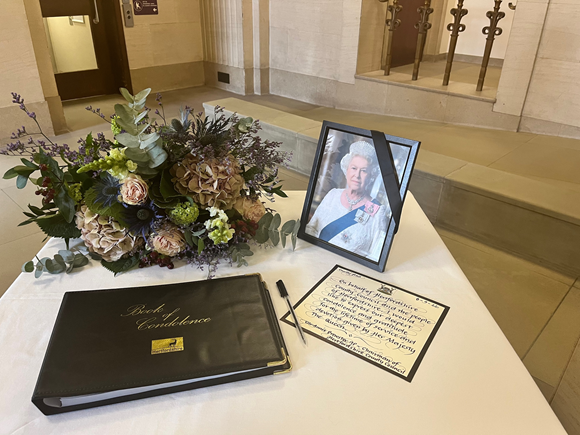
[151,337,184,355]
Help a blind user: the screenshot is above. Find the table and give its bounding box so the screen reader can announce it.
[0,192,566,434]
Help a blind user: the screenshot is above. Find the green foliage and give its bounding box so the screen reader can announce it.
[84,186,128,227]
[4,158,41,189]
[235,117,253,134]
[101,254,139,276]
[148,181,181,209]
[229,243,254,267]
[183,228,207,255]
[34,213,81,239]
[114,88,167,174]
[256,212,300,250]
[53,183,76,223]
[22,249,89,278]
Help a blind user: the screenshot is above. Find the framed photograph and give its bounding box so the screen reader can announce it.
[297,121,420,272]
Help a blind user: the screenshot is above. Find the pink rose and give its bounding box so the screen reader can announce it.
[150,224,186,257]
[234,197,266,223]
[120,174,149,205]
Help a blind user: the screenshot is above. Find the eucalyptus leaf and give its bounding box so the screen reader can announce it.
[22,261,34,273]
[135,110,149,123]
[16,174,27,189]
[119,87,134,103]
[198,238,205,255]
[258,213,273,231]
[134,88,151,102]
[133,98,147,109]
[140,136,161,152]
[291,233,297,251]
[58,250,74,263]
[239,249,253,257]
[281,233,287,248]
[281,220,295,235]
[73,254,89,267]
[34,263,43,278]
[114,103,133,123]
[54,254,66,268]
[124,147,149,162]
[255,227,269,244]
[115,118,138,135]
[116,133,140,148]
[43,258,55,273]
[269,229,280,247]
[136,122,150,136]
[292,219,301,236]
[51,261,66,274]
[269,213,281,231]
[147,147,168,167]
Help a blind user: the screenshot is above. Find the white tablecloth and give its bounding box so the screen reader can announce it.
[0,192,566,434]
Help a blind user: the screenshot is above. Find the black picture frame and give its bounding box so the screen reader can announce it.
[297,121,420,272]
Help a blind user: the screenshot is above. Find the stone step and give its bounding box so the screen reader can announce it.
[203,98,580,275]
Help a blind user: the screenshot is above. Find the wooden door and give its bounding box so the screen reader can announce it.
[40,0,132,100]
[390,0,425,68]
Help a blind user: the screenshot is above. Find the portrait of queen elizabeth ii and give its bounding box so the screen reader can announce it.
[305,139,390,262]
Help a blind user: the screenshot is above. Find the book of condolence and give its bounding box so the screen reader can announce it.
[32,274,291,415]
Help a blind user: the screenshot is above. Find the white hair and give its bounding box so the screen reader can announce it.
[340,141,379,180]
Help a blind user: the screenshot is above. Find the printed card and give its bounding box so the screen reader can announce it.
[282,265,449,381]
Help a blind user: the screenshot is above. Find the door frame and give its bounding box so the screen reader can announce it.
[39,0,132,100]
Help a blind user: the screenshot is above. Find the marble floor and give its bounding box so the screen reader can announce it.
[1,86,579,433]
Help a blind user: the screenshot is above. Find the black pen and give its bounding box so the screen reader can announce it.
[276,280,307,346]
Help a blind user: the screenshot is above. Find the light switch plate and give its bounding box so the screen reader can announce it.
[123,3,134,27]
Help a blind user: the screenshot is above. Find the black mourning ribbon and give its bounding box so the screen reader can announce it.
[371,130,403,233]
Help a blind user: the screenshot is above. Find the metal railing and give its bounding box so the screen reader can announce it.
[380,0,511,91]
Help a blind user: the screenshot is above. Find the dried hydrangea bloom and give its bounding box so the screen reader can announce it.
[75,205,140,262]
[170,153,244,210]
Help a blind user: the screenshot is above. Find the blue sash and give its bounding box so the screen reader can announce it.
[319,204,366,242]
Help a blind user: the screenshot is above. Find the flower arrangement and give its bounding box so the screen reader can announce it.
[2,88,299,277]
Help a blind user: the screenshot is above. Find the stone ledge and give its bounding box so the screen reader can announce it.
[356,72,497,104]
[203,97,580,273]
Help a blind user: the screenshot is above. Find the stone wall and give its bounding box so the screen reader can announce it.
[519,0,580,138]
[0,0,54,140]
[270,0,361,86]
[123,0,205,93]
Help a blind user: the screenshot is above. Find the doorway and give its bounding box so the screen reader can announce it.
[390,0,425,68]
[40,0,132,101]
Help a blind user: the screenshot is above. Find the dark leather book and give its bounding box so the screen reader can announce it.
[32,274,291,415]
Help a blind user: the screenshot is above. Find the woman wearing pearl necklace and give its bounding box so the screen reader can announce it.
[305,141,389,262]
